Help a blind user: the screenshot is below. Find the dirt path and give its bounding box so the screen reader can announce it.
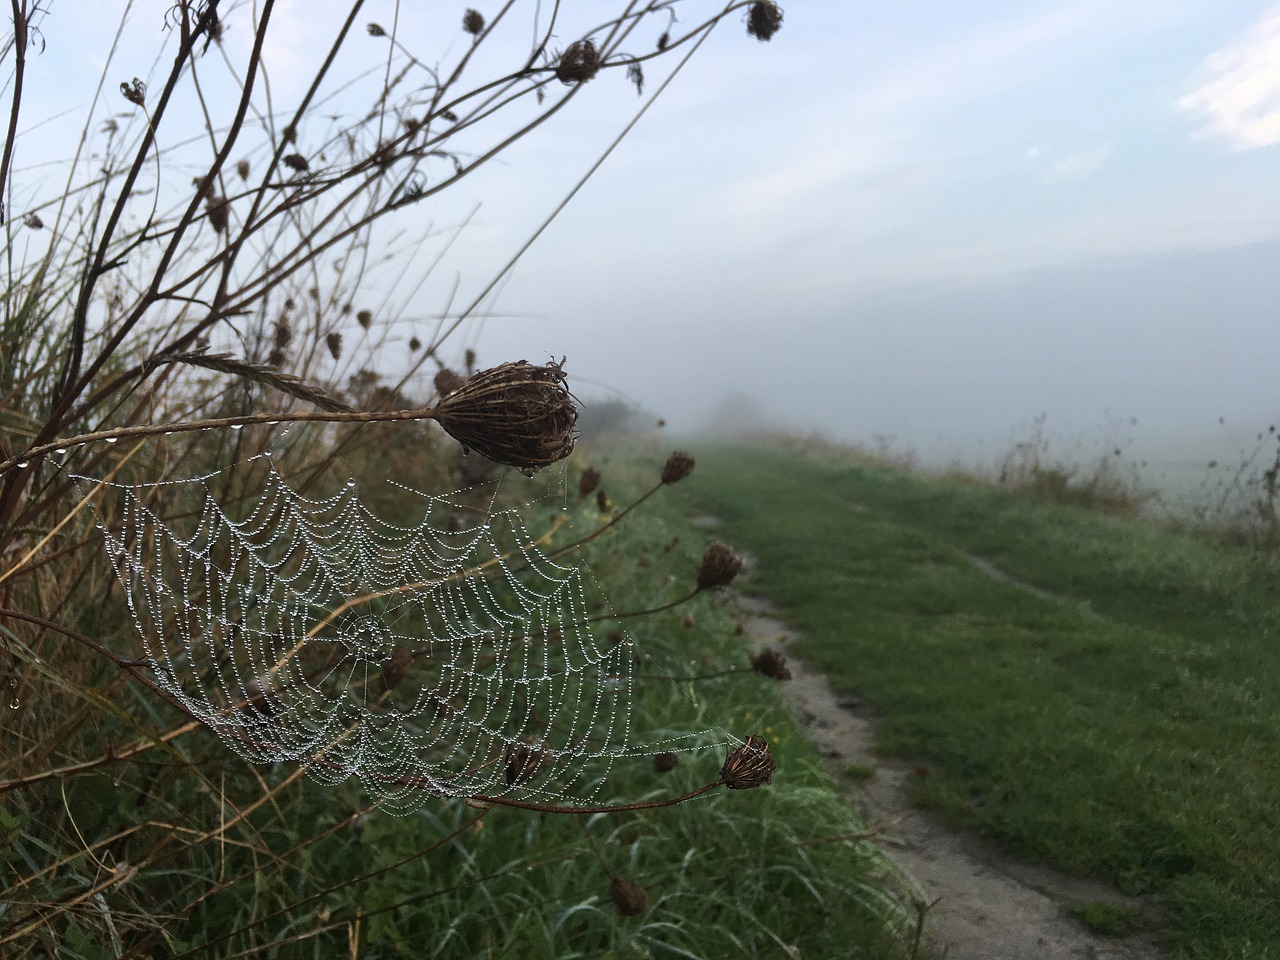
[734,590,1163,960]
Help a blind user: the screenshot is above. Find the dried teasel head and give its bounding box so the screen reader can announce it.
[462,8,484,35]
[746,1,784,41]
[661,451,695,485]
[579,466,601,498]
[555,39,601,85]
[357,309,373,330]
[610,876,649,916]
[432,359,578,476]
[721,734,775,789]
[434,368,466,396]
[326,332,343,360]
[750,648,792,681]
[653,751,679,773]
[696,541,742,591]
[504,742,548,786]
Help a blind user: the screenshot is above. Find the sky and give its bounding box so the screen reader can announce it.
[8,1,1280,472]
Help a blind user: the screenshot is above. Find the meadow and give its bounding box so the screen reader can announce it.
[671,438,1280,959]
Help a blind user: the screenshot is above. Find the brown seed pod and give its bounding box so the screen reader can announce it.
[22,212,42,229]
[750,648,792,681]
[578,466,601,498]
[434,368,466,396]
[432,359,579,476]
[326,332,343,360]
[267,348,286,367]
[746,1,784,41]
[283,153,310,173]
[380,647,413,692]
[357,309,373,329]
[282,124,297,145]
[555,39,601,84]
[409,336,422,352]
[120,77,146,106]
[657,31,669,51]
[274,320,292,348]
[610,876,650,916]
[653,752,679,773]
[661,451,695,485]
[206,196,230,233]
[696,541,742,591]
[721,734,775,789]
[504,742,548,786]
[462,8,484,35]
[367,22,387,37]
[236,158,251,180]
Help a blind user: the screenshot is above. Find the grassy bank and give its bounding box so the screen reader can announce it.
[2,451,919,958]
[673,440,1280,959]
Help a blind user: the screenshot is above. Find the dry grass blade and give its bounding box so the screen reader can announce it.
[150,352,354,413]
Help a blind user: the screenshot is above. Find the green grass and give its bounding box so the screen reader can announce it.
[2,454,920,959]
[672,441,1280,959]
[1068,901,1145,937]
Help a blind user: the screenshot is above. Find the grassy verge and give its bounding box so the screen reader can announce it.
[2,450,919,959]
[673,440,1280,959]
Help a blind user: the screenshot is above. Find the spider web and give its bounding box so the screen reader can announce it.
[75,446,661,814]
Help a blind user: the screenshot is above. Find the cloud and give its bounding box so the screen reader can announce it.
[1180,6,1280,149]
[1048,145,1111,179]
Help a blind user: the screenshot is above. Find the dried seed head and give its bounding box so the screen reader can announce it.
[432,359,579,476]
[464,348,477,371]
[120,77,146,106]
[284,297,296,312]
[267,348,286,367]
[750,648,792,681]
[610,876,649,916]
[282,124,297,145]
[579,466,601,498]
[721,734,775,789]
[462,8,485,35]
[367,22,387,37]
[696,541,742,590]
[274,320,292,348]
[192,175,216,200]
[627,62,644,95]
[555,39,601,84]
[236,158,251,180]
[22,212,42,229]
[657,31,669,51]
[434,368,466,396]
[661,451,695,485]
[504,742,548,786]
[283,153,310,173]
[746,1,784,41]
[357,309,373,329]
[206,195,230,233]
[326,332,343,360]
[409,336,422,352]
[380,647,413,692]
[653,751,679,773]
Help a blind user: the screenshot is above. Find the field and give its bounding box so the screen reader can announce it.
[668,440,1280,959]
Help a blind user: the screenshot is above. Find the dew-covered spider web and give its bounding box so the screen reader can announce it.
[73,441,707,814]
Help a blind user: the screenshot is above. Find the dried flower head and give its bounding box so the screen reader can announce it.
[236,158,250,180]
[721,734,775,789]
[326,332,343,360]
[357,309,373,329]
[282,124,297,145]
[746,1,784,41]
[267,348,286,367]
[653,751,679,773]
[432,359,579,476]
[579,466,602,498]
[610,876,649,916]
[380,647,413,692]
[120,77,146,106]
[661,451,695,485]
[657,31,670,51]
[22,212,42,230]
[462,8,485,35]
[750,648,792,681]
[367,22,387,37]
[504,742,548,786]
[274,320,292,348]
[434,368,466,396]
[206,195,230,233]
[627,62,644,95]
[283,153,310,173]
[696,541,742,591]
[555,39,601,84]
[464,348,477,371]
[409,336,422,352]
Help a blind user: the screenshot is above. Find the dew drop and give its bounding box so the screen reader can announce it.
[8,698,19,710]
[105,437,118,443]
[55,448,66,455]
[17,461,27,468]
[231,424,244,431]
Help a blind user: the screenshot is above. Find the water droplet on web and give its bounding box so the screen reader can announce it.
[105,437,118,443]
[55,448,65,455]
[8,698,19,710]
[231,424,243,431]
[17,461,27,468]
